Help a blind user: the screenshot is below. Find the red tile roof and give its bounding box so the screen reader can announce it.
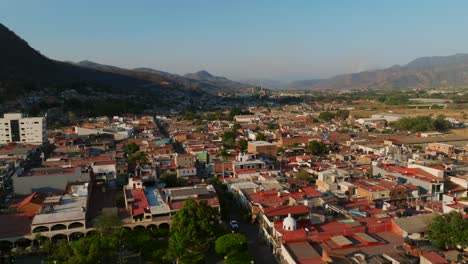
[130,189,149,216]
[264,205,310,217]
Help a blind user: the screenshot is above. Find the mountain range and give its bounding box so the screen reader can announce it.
[2,21,468,102]
[264,54,468,90]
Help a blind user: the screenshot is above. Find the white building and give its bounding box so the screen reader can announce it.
[0,113,46,144]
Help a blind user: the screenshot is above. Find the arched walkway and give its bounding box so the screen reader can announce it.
[32,226,49,233]
[50,224,67,231]
[146,224,157,230]
[51,234,67,242]
[68,222,84,229]
[133,225,145,230]
[15,238,32,248]
[159,223,170,229]
[69,232,85,241]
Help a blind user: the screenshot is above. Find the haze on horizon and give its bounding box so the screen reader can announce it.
[2,0,468,81]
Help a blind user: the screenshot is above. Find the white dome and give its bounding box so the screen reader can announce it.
[283,213,297,231]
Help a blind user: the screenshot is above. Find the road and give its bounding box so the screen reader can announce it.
[210,188,276,264]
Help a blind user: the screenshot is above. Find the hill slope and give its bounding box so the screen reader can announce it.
[75,61,252,93]
[289,54,468,90]
[0,23,212,102]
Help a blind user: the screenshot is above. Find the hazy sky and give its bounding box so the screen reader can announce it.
[2,0,468,81]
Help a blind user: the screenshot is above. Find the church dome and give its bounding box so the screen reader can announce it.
[283,213,297,231]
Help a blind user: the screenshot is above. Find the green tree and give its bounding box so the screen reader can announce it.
[222,130,237,148]
[256,132,267,141]
[336,109,350,120]
[432,115,451,132]
[319,111,336,122]
[160,172,185,187]
[268,123,279,130]
[238,139,248,151]
[224,252,255,264]
[427,211,468,250]
[125,142,140,155]
[295,170,312,182]
[307,140,328,155]
[94,210,122,236]
[167,199,221,263]
[215,233,248,256]
[128,151,148,164]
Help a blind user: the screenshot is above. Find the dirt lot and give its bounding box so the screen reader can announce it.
[349,102,468,120]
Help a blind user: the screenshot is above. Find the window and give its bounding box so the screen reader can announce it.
[34,121,39,124]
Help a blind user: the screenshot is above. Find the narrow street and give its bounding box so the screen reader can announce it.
[210,186,276,264]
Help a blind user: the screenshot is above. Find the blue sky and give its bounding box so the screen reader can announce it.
[1,0,468,81]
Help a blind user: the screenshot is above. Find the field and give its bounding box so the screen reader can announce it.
[349,101,468,120]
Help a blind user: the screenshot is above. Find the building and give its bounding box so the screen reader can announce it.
[12,166,90,195]
[248,141,278,159]
[0,113,46,144]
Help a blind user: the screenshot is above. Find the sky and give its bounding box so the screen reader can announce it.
[1,0,468,81]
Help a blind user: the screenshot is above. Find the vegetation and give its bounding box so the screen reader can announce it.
[160,172,186,187]
[335,109,350,119]
[392,115,451,132]
[427,211,468,250]
[318,111,336,122]
[295,170,312,182]
[127,151,148,164]
[224,251,255,264]
[44,211,170,263]
[215,233,248,256]
[167,199,223,263]
[307,140,328,155]
[256,132,267,141]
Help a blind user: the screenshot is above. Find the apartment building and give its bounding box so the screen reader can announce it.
[248,141,278,159]
[0,113,46,145]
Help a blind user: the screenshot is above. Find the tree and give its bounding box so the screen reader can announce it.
[95,210,122,236]
[295,170,312,182]
[319,111,336,122]
[432,115,451,132]
[427,211,468,250]
[256,132,266,141]
[128,151,148,164]
[160,172,185,187]
[215,233,248,256]
[238,139,248,151]
[222,131,237,148]
[268,123,279,130]
[167,199,221,263]
[224,252,255,264]
[307,140,328,155]
[336,109,350,120]
[125,142,140,155]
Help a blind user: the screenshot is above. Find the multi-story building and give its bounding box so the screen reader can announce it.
[0,113,46,144]
[248,141,278,159]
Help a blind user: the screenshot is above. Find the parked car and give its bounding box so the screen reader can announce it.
[229,220,239,230]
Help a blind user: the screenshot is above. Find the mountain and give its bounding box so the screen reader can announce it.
[73,61,252,93]
[0,23,188,100]
[291,53,468,90]
[183,70,250,91]
[286,79,322,90]
[238,78,288,90]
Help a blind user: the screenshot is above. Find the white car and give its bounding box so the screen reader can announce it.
[229,220,239,230]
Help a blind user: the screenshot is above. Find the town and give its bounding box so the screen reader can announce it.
[0,98,467,263]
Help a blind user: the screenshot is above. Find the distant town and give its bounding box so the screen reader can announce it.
[0,94,467,263]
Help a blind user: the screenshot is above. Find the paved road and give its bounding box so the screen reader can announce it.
[219,192,276,264]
